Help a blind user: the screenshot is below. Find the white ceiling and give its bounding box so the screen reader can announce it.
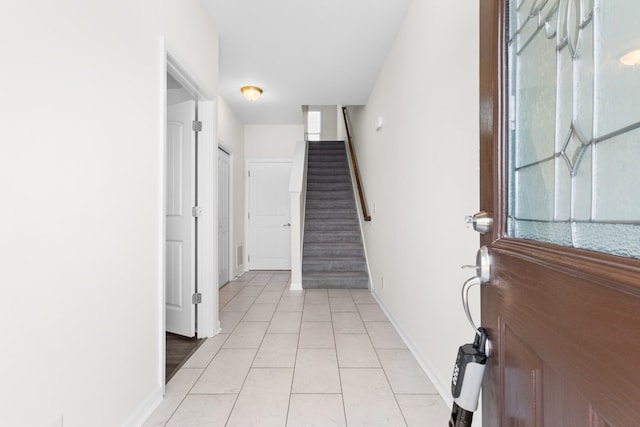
[201,0,411,125]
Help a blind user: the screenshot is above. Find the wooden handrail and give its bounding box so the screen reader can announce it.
[342,106,371,222]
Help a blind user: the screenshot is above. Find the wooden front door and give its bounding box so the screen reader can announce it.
[480,0,640,425]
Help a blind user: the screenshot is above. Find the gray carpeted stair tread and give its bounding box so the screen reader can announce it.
[308,160,348,165]
[304,231,361,243]
[306,190,354,200]
[306,175,352,183]
[306,201,355,210]
[303,257,367,272]
[307,170,350,177]
[305,224,360,232]
[307,182,353,190]
[305,217,359,225]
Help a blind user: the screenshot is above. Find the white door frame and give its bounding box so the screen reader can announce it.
[218,142,233,285]
[159,46,220,390]
[245,158,293,270]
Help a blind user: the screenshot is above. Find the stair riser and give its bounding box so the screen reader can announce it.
[307,197,355,206]
[305,214,358,222]
[307,159,348,165]
[308,146,345,151]
[304,216,358,223]
[307,191,354,200]
[307,153,346,158]
[307,182,353,190]
[305,218,359,225]
[303,247,364,257]
[305,224,360,232]
[307,158,347,165]
[307,175,352,183]
[307,153,346,159]
[303,263,367,273]
[302,277,369,289]
[307,170,350,177]
[305,208,356,216]
[308,147,345,151]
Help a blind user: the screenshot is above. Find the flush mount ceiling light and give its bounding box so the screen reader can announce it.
[620,49,640,66]
[241,86,263,102]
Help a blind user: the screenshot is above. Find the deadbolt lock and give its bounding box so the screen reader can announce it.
[465,211,493,234]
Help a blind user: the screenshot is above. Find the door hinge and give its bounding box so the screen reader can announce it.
[192,206,202,218]
[192,120,202,132]
[248,255,250,262]
[248,212,250,220]
[248,170,251,177]
[192,292,202,304]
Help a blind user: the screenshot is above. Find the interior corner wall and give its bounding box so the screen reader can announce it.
[244,125,305,159]
[307,105,338,141]
[0,1,218,426]
[320,106,338,141]
[348,0,480,402]
[218,97,246,276]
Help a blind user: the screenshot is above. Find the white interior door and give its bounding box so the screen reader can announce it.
[248,162,292,270]
[218,148,231,287]
[166,100,196,337]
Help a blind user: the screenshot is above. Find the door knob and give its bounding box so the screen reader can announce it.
[465,211,493,234]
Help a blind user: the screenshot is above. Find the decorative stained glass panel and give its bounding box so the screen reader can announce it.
[507,0,640,258]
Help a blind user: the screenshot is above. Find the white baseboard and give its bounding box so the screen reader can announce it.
[370,290,453,409]
[232,268,247,279]
[121,386,163,427]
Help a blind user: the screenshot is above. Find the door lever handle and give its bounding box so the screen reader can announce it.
[461,246,492,335]
[283,223,291,227]
[462,276,482,334]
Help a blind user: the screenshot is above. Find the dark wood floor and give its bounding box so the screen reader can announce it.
[166,332,205,383]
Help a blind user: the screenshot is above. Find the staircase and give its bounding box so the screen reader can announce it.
[302,141,369,289]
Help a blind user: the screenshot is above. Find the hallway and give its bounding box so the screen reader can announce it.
[144,271,449,426]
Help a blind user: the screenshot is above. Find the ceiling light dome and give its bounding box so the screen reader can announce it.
[241,86,263,102]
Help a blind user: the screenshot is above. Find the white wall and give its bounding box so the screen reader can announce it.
[319,106,338,140]
[0,1,218,426]
[349,0,480,402]
[244,125,304,159]
[218,97,246,276]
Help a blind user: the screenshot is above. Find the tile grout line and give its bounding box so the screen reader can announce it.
[222,271,275,427]
[330,290,349,427]
[179,273,260,426]
[284,283,306,427]
[359,293,410,427]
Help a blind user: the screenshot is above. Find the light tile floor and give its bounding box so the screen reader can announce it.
[144,271,450,427]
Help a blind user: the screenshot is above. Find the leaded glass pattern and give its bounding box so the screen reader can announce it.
[507,0,640,259]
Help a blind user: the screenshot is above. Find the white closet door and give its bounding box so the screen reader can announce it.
[248,162,292,270]
[165,100,196,337]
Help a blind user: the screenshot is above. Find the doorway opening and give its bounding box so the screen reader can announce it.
[162,53,219,386]
[165,71,199,381]
[218,146,232,288]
